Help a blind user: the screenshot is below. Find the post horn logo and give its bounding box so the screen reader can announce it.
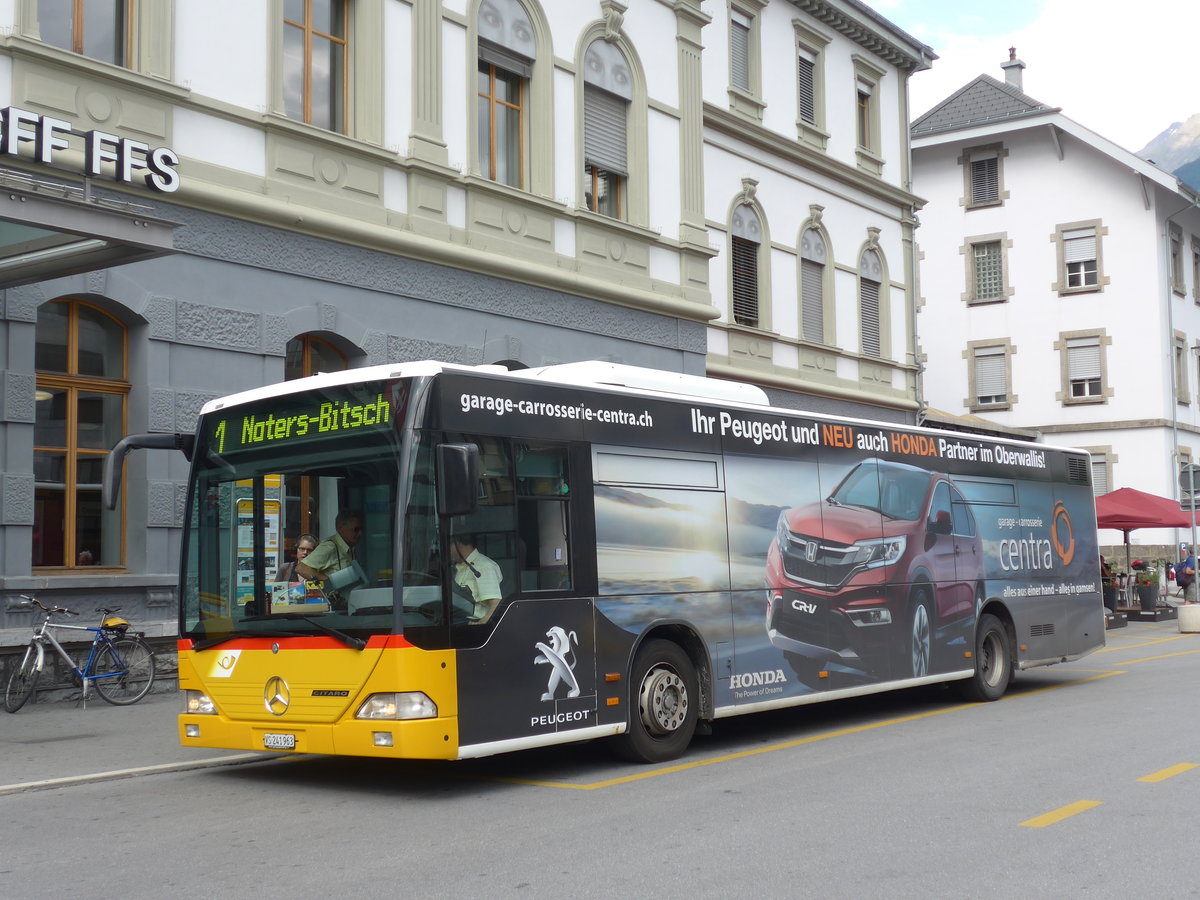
[264,676,291,716]
[1051,500,1075,566]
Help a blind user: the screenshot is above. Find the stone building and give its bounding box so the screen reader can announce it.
[0,0,931,640]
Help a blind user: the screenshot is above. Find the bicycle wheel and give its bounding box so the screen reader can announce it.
[5,644,40,713]
[93,637,156,705]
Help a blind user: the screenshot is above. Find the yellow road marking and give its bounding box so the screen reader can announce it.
[1138,763,1198,783]
[1096,634,1194,654]
[494,673,1113,791]
[1123,648,1200,665]
[494,703,969,790]
[1020,800,1102,828]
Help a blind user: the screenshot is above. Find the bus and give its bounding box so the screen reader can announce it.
[104,360,1105,763]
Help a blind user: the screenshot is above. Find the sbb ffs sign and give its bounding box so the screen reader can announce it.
[0,106,180,193]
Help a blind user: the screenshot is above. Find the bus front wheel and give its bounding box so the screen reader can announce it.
[611,639,698,763]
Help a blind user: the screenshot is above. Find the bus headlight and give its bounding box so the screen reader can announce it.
[185,691,216,715]
[356,692,437,720]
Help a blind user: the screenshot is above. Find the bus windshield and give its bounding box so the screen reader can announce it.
[181,378,424,644]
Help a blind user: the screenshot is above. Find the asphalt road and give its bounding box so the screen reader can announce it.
[2,620,1198,898]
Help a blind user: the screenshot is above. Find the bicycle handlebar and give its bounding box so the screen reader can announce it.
[17,593,79,617]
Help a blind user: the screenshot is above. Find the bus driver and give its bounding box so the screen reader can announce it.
[450,533,503,623]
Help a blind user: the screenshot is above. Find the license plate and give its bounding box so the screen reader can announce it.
[263,733,296,750]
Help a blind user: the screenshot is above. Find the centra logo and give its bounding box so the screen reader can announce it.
[731,669,787,690]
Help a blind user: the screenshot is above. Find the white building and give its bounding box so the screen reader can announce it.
[912,54,1200,549]
[0,1,933,632]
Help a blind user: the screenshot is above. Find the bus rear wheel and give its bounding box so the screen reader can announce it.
[954,613,1011,702]
[611,639,698,763]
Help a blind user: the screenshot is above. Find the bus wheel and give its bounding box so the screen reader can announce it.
[954,613,1011,702]
[908,590,932,678]
[612,639,698,763]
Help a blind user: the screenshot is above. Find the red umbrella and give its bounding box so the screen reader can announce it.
[1095,487,1198,598]
[1095,487,1197,531]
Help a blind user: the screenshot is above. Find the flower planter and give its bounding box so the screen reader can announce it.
[1137,584,1159,611]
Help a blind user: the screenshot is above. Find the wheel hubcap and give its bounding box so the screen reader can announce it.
[638,666,688,735]
[911,604,930,676]
[980,631,1004,687]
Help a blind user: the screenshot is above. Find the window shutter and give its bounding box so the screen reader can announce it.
[731,236,759,328]
[1063,228,1097,263]
[860,278,880,357]
[731,13,751,92]
[479,41,532,79]
[584,85,627,175]
[797,55,815,124]
[1091,459,1109,496]
[801,258,823,342]
[971,156,998,204]
[974,346,1006,400]
[1067,337,1101,378]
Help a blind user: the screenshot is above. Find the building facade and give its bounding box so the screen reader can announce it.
[0,0,931,641]
[912,56,1200,549]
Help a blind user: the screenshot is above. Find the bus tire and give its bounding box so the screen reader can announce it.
[954,613,1011,702]
[611,639,698,763]
[908,589,933,678]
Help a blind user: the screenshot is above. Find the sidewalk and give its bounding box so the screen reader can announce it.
[0,688,258,790]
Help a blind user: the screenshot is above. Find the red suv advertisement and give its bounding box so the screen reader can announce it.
[765,458,983,685]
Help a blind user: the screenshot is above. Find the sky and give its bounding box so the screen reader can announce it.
[861,0,1200,153]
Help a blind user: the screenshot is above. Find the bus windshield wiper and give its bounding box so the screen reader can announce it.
[263,613,368,650]
[193,630,308,651]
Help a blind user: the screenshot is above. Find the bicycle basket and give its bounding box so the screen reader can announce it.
[101,616,131,633]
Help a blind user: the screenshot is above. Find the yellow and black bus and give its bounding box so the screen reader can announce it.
[105,360,1105,763]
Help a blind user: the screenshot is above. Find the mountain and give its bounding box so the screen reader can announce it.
[1176,158,1200,194]
[1136,114,1200,192]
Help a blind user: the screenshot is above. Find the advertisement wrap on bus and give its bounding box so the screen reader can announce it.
[105,361,1105,763]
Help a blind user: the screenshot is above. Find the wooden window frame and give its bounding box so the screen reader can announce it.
[39,0,134,66]
[33,299,129,572]
[283,0,348,132]
[478,61,526,188]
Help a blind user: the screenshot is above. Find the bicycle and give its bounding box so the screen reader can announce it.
[4,594,156,712]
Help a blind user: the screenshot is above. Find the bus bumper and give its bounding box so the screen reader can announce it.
[179,712,460,759]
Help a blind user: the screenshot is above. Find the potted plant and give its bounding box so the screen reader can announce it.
[1133,561,1159,611]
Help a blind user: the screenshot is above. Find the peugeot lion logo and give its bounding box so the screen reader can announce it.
[534,626,581,701]
[264,676,290,716]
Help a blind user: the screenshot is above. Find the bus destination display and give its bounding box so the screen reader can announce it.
[206,385,395,457]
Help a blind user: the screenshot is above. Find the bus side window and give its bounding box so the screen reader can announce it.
[516,443,572,592]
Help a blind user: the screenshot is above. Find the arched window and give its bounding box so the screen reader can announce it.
[34,299,128,569]
[859,249,882,357]
[800,228,826,343]
[284,334,348,381]
[581,38,631,218]
[731,203,762,328]
[477,0,536,187]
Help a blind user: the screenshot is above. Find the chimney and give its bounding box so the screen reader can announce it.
[1001,46,1025,91]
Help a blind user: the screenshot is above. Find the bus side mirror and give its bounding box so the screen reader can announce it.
[103,432,196,510]
[437,443,480,517]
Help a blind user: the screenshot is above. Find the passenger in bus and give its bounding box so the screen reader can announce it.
[450,533,503,623]
[295,511,364,606]
[275,533,318,583]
